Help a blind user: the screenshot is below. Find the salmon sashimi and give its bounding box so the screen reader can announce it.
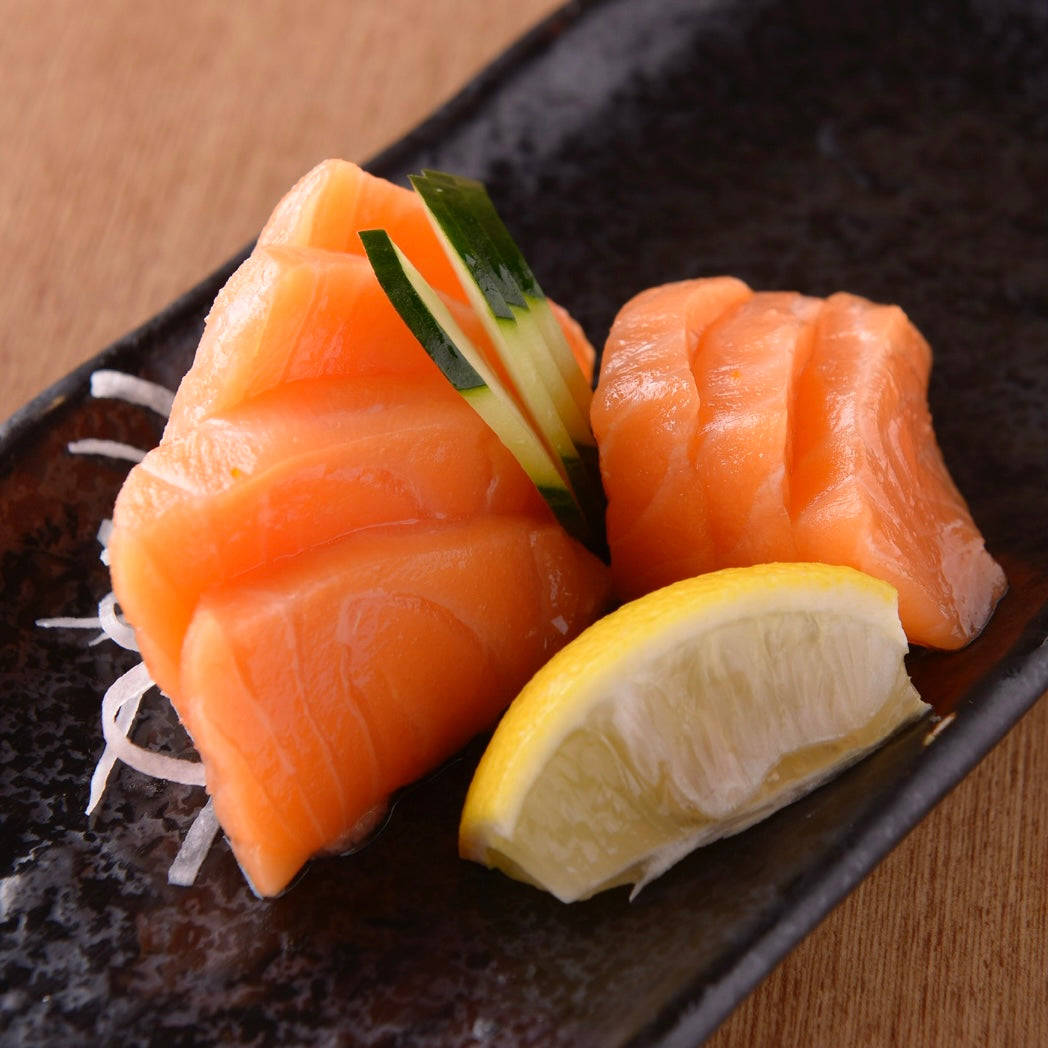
[790,293,1005,649]
[179,516,609,897]
[591,277,751,598]
[110,377,547,699]
[108,160,610,894]
[592,278,1005,649]
[168,170,594,438]
[695,291,821,566]
[254,159,606,381]
[166,245,495,437]
[258,158,465,300]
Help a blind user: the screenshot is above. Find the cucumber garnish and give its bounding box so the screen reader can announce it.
[408,172,604,535]
[419,171,593,419]
[359,229,593,547]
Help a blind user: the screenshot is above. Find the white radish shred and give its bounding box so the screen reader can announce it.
[86,681,146,816]
[35,615,103,630]
[98,592,139,652]
[101,662,206,786]
[55,370,219,882]
[34,614,107,646]
[97,519,113,565]
[90,370,174,417]
[168,800,220,886]
[67,439,145,464]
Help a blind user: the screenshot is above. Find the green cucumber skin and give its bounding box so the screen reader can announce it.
[562,452,607,555]
[420,170,543,301]
[537,486,587,525]
[410,175,517,321]
[415,178,591,453]
[414,191,581,460]
[359,230,485,394]
[419,171,594,432]
[423,180,529,309]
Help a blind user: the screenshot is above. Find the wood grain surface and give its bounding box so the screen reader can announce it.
[2,3,1044,1046]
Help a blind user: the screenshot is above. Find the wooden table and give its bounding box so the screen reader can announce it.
[2,3,1045,1045]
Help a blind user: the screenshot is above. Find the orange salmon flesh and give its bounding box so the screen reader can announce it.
[592,277,1005,650]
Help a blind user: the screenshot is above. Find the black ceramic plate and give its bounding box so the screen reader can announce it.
[3,1,1048,1044]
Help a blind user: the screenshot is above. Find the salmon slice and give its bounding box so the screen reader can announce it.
[260,158,596,383]
[255,156,605,388]
[695,290,820,567]
[110,376,546,698]
[258,158,466,301]
[167,243,595,439]
[178,516,611,897]
[593,281,1005,648]
[791,293,1006,649]
[591,278,753,599]
[166,245,493,437]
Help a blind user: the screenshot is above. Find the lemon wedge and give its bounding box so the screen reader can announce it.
[459,563,928,902]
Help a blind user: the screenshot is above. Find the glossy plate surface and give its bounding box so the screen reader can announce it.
[2,1,1047,1044]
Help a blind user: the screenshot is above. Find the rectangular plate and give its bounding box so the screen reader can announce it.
[2,0,1047,1044]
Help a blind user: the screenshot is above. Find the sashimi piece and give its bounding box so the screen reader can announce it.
[166,245,491,437]
[178,516,611,897]
[110,377,546,698]
[166,243,591,439]
[593,280,1004,648]
[257,158,596,383]
[255,156,606,388]
[695,291,820,566]
[790,292,1006,649]
[258,158,466,301]
[591,277,753,599]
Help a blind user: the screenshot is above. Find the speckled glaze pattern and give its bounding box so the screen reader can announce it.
[2,1,1047,1045]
